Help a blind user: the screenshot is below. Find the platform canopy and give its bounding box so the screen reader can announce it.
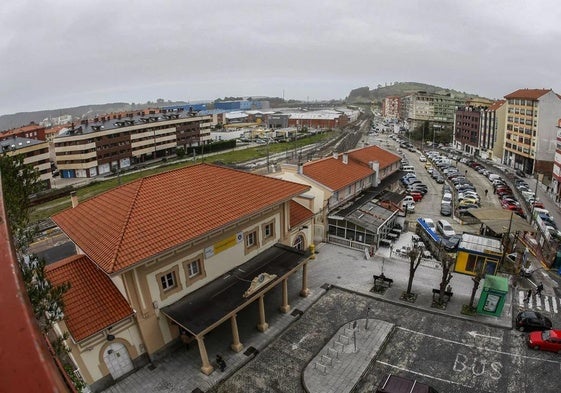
[468,208,535,234]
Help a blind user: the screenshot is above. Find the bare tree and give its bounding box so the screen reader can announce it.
[405,247,422,295]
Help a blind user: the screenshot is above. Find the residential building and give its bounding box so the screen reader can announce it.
[1,123,46,141]
[49,164,314,391]
[53,111,212,178]
[400,91,466,139]
[482,100,506,162]
[503,89,561,177]
[0,137,52,188]
[382,96,400,120]
[453,106,482,155]
[551,118,561,198]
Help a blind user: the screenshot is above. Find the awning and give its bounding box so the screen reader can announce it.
[468,208,535,234]
[161,244,309,336]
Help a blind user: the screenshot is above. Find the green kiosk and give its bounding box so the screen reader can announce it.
[477,274,509,317]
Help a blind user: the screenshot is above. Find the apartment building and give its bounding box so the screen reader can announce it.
[48,164,314,391]
[481,100,506,162]
[382,96,400,120]
[0,137,52,188]
[53,111,212,178]
[503,89,561,177]
[551,118,561,198]
[453,106,481,155]
[400,91,466,137]
[1,123,46,141]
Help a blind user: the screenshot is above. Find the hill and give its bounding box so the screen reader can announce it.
[346,82,481,103]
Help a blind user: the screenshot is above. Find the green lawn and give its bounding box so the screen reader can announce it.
[30,131,337,223]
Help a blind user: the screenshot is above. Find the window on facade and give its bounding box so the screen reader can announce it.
[246,231,257,247]
[187,259,201,278]
[160,272,176,291]
[264,223,273,238]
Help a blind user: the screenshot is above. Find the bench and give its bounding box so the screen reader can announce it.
[373,274,394,288]
[432,288,453,302]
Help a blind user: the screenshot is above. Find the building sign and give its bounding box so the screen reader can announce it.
[243,273,277,298]
[204,231,243,259]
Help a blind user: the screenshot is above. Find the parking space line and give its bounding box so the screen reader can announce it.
[518,291,525,307]
[396,326,561,365]
[376,360,475,389]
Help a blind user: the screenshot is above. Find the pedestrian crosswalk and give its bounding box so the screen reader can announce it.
[517,290,560,313]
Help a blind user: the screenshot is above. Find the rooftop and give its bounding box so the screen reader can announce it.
[52,164,310,274]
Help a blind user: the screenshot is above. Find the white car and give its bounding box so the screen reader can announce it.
[423,218,436,232]
[419,155,427,162]
[437,219,456,238]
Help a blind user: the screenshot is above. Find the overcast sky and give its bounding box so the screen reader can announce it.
[1,0,560,115]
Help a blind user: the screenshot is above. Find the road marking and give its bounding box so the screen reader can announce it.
[396,326,561,365]
[535,295,542,310]
[553,297,558,314]
[376,360,475,389]
[544,297,551,313]
[291,333,310,350]
[467,331,500,340]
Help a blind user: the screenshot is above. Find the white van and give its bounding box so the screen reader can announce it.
[402,165,415,173]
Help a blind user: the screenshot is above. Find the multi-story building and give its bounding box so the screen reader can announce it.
[481,100,506,162]
[551,118,561,198]
[48,164,314,391]
[453,106,482,155]
[503,89,561,177]
[0,137,52,188]
[381,96,400,120]
[1,123,46,141]
[400,92,466,139]
[53,111,212,178]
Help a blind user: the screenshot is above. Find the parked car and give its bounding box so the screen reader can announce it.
[527,329,561,353]
[435,175,445,184]
[423,218,436,232]
[419,155,427,162]
[440,203,452,216]
[408,192,423,202]
[441,234,461,251]
[437,219,456,238]
[516,311,552,332]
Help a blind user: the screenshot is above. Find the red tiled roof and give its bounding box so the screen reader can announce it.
[45,254,133,342]
[504,89,551,100]
[52,164,310,274]
[487,100,506,111]
[347,145,401,169]
[303,155,373,190]
[290,200,314,228]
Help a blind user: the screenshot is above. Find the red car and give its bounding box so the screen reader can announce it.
[408,192,423,202]
[532,201,545,209]
[528,329,561,353]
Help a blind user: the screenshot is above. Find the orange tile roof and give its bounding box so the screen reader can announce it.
[504,89,551,100]
[45,254,133,342]
[303,155,373,190]
[290,200,314,228]
[52,164,310,274]
[347,145,401,170]
[487,100,506,111]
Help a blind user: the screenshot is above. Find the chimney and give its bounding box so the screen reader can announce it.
[342,153,348,164]
[70,191,78,208]
[297,163,303,174]
[333,152,338,160]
